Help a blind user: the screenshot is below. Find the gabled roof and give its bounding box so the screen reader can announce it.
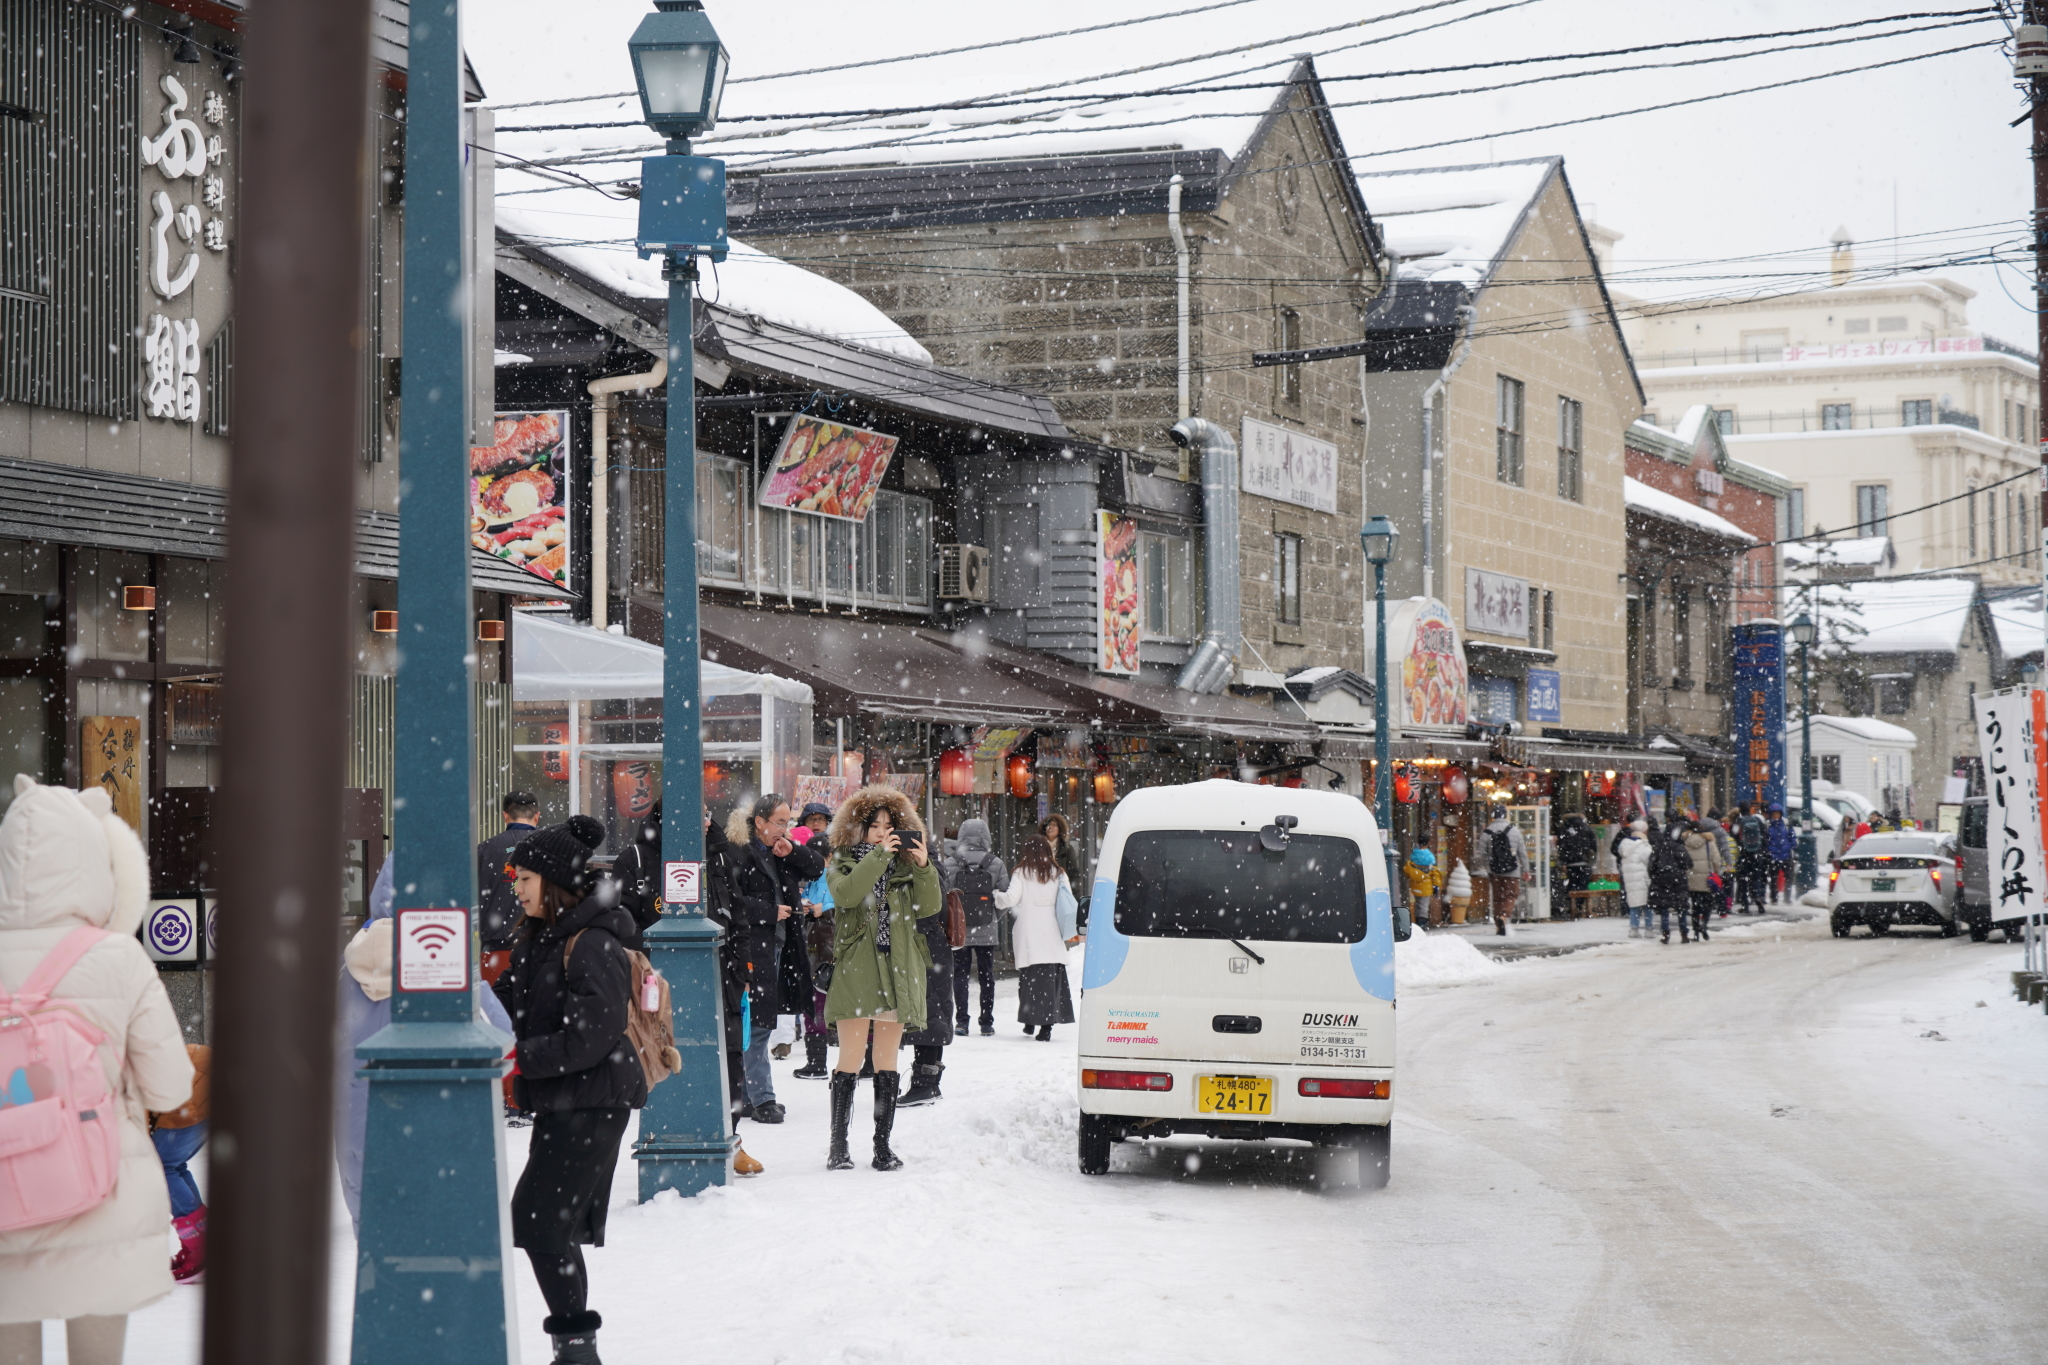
[1623,477,1754,543]
[1628,406,1790,499]
[1808,578,1980,657]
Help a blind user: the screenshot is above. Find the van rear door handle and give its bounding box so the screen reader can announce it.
[1212,1015,1262,1034]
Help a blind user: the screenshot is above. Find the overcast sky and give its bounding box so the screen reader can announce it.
[469,0,2034,348]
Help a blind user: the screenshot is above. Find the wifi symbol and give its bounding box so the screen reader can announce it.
[408,923,458,959]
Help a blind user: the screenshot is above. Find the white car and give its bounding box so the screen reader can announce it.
[1076,782,1406,1187]
[1827,831,1960,937]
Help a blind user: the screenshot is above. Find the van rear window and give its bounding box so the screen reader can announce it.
[1114,830,1367,943]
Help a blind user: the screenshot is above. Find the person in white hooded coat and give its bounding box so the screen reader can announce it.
[0,776,194,1364]
[1616,820,1654,938]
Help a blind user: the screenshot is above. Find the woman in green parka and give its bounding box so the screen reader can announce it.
[822,784,943,1171]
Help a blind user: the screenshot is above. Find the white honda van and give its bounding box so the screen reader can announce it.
[1076,781,1407,1186]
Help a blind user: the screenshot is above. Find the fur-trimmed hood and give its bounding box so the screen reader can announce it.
[0,775,149,936]
[826,784,926,850]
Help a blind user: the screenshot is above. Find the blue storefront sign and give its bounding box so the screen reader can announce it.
[1526,669,1562,724]
[1731,622,1786,811]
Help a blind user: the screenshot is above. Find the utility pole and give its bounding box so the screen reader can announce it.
[204,4,373,1363]
[2023,8,2048,979]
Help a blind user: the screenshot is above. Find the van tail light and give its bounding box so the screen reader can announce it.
[1930,866,1940,889]
[1299,1077,1390,1099]
[1082,1069,1173,1092]
[1955,858,1965,894]
[1828,867,1839,892]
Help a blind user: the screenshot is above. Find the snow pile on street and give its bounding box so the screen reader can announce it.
[1397,929,1506,989]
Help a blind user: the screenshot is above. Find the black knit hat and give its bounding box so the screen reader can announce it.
[509,814,607,895]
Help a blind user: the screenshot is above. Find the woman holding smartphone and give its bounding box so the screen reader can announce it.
[821,785,943,1171]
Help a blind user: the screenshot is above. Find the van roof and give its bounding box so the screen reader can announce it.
[1110,779,1378,835]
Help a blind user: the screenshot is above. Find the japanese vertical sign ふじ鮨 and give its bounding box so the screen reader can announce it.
[1731,622,1786,813]
[1974,687,2044,926]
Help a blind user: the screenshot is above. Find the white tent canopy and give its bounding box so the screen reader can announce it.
[512,611,812,704]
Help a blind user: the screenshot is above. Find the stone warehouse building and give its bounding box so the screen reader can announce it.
[730,59,1389,686]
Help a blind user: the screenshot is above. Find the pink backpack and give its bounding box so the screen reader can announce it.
[0,927,121,1231]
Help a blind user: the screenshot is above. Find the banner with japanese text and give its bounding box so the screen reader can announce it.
[1973,687,2045,925]
[1731,622,1786,812]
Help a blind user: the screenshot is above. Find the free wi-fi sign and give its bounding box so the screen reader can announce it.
[396,909,471,992]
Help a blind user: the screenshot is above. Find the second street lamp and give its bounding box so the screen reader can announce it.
[629,0,734,1200]
[1788,611,1817,892]
[1361,516,1402,916]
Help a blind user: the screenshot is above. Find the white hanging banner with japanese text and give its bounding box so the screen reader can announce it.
[1972,687,2047,924]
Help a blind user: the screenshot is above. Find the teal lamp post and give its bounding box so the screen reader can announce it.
[1361,515,1407,933]
[350,1,517,1360]
[627,0,735,1201]
[1789,611,1817,893]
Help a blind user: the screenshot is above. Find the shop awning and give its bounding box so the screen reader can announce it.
[934,633,1320,742]
[699,604,1089,726]
[1511,739,1689,777]
[1318,733,1494,762]
[513,611,812,704]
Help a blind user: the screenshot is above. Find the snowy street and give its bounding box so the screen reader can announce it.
[125,917,2046,1365]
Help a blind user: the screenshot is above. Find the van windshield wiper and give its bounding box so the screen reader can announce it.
[1230,938,1266,965]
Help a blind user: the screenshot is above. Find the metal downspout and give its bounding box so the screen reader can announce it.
[1172,417,1240,694]
[587,357,668,629]
[1168,174,1190,422]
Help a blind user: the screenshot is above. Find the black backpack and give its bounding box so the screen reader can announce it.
[951,858,998,929]
[1736,815,1766,854]
[1486,825,1519,876]
[1651,835,1692,884]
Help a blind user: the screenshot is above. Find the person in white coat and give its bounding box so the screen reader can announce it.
[994,837,1079,1041]
[1616,819,1654,938]
[0,776,194,1365]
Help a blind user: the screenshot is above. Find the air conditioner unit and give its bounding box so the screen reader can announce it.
[937,544,993,602]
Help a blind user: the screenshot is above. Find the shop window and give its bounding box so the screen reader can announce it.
[1990,490,1999,562]
[1822,403,1852,431]
[1542,590,1555,653]
[1671,588,1692,684]
[697,455,746,585]
[1141,531,1197,640]
[1819,755,1842,784]
[1712,408,1735,435]
[1273,533,1302,626]
[1877,316,1909,332]
[1496,375,1525,485]
[1556,396,1583,502]
[1967,482,1978,557]
[1704,595,1725,688]
[1876,675,1914,715]
[1785,488,1805,540]
[1469,675,1518,723]
[750,487,931,612]
[1843,318,1871,334]
[1901,399,1933,427]
[1854,484,1889,537]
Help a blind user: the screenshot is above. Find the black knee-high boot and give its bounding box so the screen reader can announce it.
[793,1032,829,1079]
[827,1071,856,1171]
[871,1070,904,1171]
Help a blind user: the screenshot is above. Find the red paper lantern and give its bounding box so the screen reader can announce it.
[1393,768,1415,804]
[939,747,974,797]
[612,761,657,821]
[1441,766,1468,804]
[1006,752,1034,799]
[1091,765,1117,804]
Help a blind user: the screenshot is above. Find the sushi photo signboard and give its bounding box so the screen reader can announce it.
[758,415,899,522]
[471,410,572,592]
[1097,512,1140,676]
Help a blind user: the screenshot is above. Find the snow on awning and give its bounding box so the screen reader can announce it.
[1988,593,2044,661]
[512,611,811,705]
[1808,579,1977,656]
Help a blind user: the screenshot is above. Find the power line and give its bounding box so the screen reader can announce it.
[498,8,1996,132]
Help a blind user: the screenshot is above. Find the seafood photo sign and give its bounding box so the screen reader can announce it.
[471,410,572,592]
[759,415,898,522]
[1098,512,1141,676]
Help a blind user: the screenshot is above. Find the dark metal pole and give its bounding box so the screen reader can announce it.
[1373,559,1396,894]
[205,2,375,1361]
[1797,640,1815,893]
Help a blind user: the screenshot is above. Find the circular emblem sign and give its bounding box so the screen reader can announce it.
[144,901,196,960]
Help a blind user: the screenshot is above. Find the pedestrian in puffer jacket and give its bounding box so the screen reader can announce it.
[1683,820,1723,942]
[0,776,194,1365]
[940,819,1008,1034]
[1647,819,1693,944]
[1617,820,1653,937]
[492,816,642,1365]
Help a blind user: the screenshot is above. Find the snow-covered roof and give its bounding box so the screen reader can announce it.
[1623,476,1754,542]
[1784,536,1890,567]
[1806,579,1978,656]
[513,611,812,704]
[1353,159,1556,286]
[496,194,932,365]
[1802,714,1918,745]
[1988,593,2044,661]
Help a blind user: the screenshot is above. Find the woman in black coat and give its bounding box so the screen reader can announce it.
[492,816,644,1365]
[719,795,824,1126]
[1646,818,1694,945]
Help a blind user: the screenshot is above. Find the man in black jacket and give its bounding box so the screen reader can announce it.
[720,795,824,1124]
[609,802,664,951]
[476,791,542,979]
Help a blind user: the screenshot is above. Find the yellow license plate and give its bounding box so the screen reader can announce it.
[1198,1075,1273,1115]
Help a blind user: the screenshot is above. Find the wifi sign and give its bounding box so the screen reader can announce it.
[396,909,471,992]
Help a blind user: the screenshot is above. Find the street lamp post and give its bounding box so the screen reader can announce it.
[351,2,517,1360]
[1789,611,1817,893]
[1361,516,1401,907]
[627,0,735,1201]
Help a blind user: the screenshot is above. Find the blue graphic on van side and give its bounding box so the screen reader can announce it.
[1351,887,1395,1000]
[1080,875,1127,988]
